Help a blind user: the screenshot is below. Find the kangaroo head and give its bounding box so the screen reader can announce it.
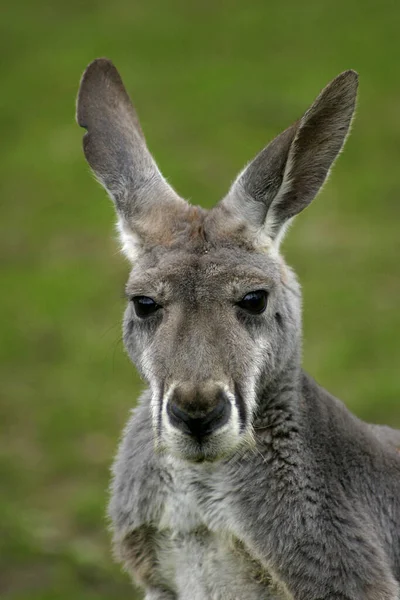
[77,59,357,462]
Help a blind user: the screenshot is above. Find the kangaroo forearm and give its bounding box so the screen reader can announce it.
[114,526,176,597]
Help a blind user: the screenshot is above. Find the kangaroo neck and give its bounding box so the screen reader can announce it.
[253,359,302,431]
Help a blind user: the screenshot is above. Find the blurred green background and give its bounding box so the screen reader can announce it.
[1,0,399,598]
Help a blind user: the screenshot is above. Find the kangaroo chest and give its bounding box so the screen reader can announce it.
[154,465,289,600]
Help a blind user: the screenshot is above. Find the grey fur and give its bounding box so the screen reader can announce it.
[77,59,400,600]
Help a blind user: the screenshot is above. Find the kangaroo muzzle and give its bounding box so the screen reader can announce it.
[166,383,231,439]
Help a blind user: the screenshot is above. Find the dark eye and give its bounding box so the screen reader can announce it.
[237,290,268,314]
[132,296,161,318]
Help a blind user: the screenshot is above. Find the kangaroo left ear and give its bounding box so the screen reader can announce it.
[76,58,188,262]
[220,70,358,247]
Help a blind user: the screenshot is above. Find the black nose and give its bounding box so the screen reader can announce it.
[167,393,231,438]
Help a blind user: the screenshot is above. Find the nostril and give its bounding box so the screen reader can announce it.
[168,401,193,428]
[202,396,227,427]
[167,394,231,438]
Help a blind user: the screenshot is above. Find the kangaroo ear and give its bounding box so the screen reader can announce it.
[76,58,186,261]
[221,70,358,247]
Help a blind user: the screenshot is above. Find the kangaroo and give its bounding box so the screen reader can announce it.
[77,59,400,600]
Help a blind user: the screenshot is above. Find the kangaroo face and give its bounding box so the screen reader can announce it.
[77,59,357,462]
[122,221,301,461]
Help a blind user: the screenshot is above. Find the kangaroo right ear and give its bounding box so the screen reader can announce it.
[76,58,186,261]
[220,70,358,248]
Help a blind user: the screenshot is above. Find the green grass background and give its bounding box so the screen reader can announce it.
[1,1,399,598]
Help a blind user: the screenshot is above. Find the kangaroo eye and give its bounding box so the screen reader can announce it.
[237,290,268,314]
[132,296,161,318]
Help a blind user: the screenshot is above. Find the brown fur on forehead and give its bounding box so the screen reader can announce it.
[204,202,257,249]
[136,201,257,252]
[136,203,208,249]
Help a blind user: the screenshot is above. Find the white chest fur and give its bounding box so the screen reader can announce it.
[155,460,287,600]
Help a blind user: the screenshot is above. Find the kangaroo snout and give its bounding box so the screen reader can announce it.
[166,383,231,438]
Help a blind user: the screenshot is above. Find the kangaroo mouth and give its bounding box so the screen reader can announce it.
[162,419,245,464]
